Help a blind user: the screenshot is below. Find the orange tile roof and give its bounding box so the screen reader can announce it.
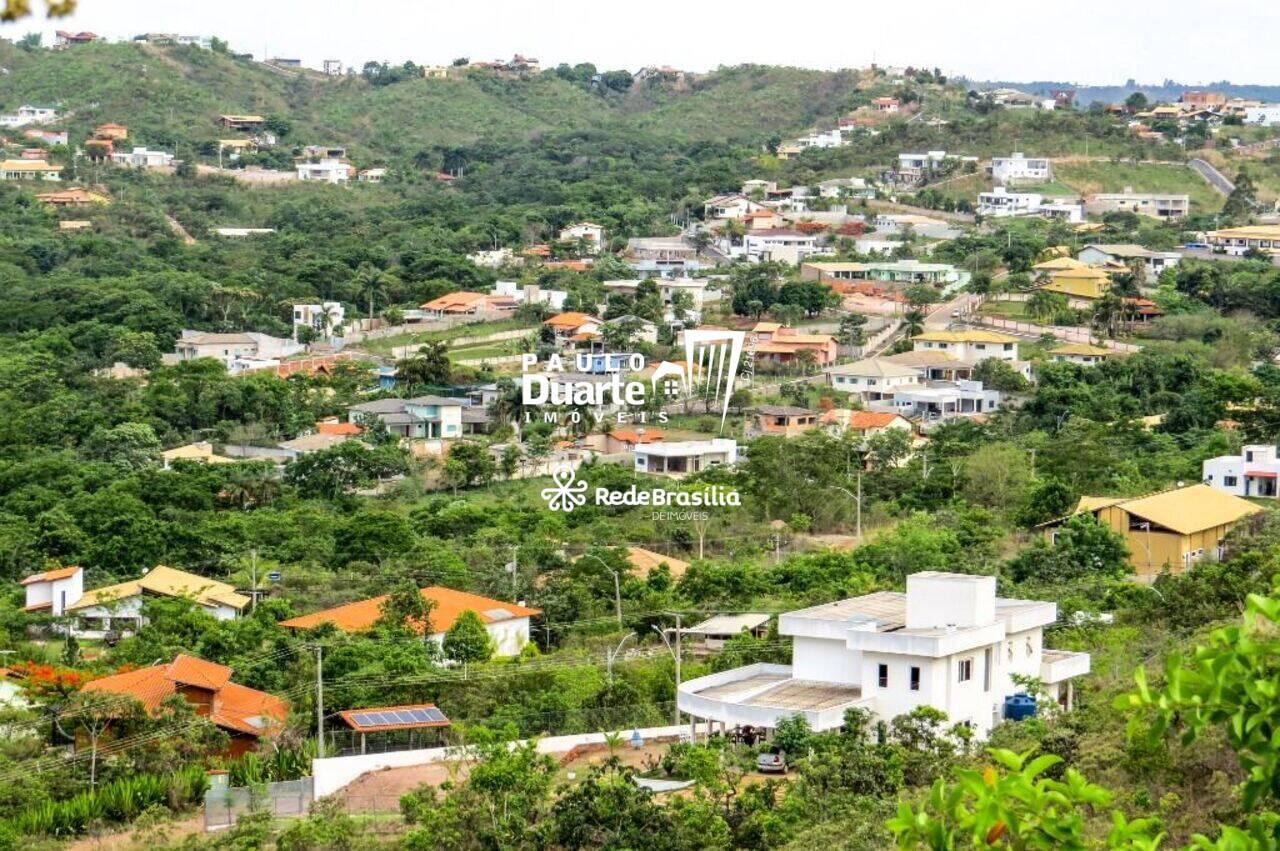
[544,311,597,329]
[279,586,540,634]
[81,654,288,738]
[543,260,591,271]
[821,410,906,430]
[610,427,664,445]
[422,291,490,312]
[275,353,355,378]
[21,565,80,585]
[317,421,363,436]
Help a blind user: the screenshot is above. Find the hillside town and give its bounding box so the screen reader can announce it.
[0,3,1279,850]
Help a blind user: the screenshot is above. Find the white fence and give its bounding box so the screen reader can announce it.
[312,724,688,798]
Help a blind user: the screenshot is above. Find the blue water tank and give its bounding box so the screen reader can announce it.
[1003,693,1038,721]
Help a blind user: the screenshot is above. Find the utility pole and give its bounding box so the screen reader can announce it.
[314,645,325,758]
[510,545,519,601]
[673,612,682,725]
[249,548,258,612]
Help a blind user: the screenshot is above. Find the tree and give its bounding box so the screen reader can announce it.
[1124,91,1149,113]
[355,263,392,323]
[442,441,495,491]
[397,341,452,392]
[972,358,1029,393]
[1008,513,1130,582]
[838,313,869,348]
[443,609,495,664]
[961,443,1033,508]
[1027,290,1068,323]
[285,441,408,499]
[730,263,783,317]
[84,422,161,471]
[1222,169,1258,222]
[376,581,436,636]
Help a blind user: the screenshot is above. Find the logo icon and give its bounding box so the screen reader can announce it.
[540,466,588,512]
[649,330,746,431]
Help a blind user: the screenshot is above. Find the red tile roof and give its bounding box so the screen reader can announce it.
[610,427,664,445]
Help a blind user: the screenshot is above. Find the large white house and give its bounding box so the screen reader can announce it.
[634,438,738,477]
[677,572,1089,739]
[111,147,175,169]
[990,153,1052,185]
[0,104,59,128]
[297,156,351,184]
[558,222,605,254]
[888,379,1002,419]
[741,229,819,264]
[912,330,1020,363]
[977,187,1083,223]
[825,357,923,400]
[1203,444,1280,499]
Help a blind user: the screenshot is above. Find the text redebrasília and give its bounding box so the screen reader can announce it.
[594,485,741,507]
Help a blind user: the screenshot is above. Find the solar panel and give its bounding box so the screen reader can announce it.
[345,705,451,729]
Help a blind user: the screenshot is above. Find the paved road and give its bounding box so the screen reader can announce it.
[1189,158,1235,196]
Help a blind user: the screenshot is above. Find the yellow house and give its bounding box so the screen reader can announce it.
[1043,484,1262,580]
[1039,267,1112,301]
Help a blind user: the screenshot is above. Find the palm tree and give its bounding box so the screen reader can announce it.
[1027,290,1067,323]
[903,308,926,338]
[489,379,532,441]
[355,263,391,324]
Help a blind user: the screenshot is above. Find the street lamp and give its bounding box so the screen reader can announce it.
[828,474,864,539]
[605,632,637,684]
[652,619,683,725]
[580,553,623,626]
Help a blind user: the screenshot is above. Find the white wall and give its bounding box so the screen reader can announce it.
[313,723,688,798]
[485,617,531,657]
[792,636,861,685]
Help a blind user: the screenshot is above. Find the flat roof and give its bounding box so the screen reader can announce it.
[684,613,771,636]
[745,680,863,712]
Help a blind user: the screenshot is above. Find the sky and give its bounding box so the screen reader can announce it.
[13,0,1280,85]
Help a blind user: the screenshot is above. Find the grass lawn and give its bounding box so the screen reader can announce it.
[448,343,517,362]
[1054,161,1224,212]
[979,299,1029,319]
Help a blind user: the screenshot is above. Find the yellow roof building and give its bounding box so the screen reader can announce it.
[1032,256,1088,272]
[1040,267,1111,300]
[1042,484,1262,579]
[912,329,1019,344]
[67,565,249,613]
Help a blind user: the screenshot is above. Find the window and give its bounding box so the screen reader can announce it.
[878,663,889,688]
[1225,476,1239,487]
[909,666,920,691]
[958,659,972,682]
[1246,451,1254,462]
[983,648,993,691]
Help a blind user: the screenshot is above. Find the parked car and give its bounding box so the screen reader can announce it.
[756,747,787,774]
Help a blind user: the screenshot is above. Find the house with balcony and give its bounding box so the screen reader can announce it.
[1084,189,1189,220]
[558,222,605,253]
[633,438,738,477]
[0,105,59,128]
[0,159,62,181]
[1204,445,1280,499]
[111,147,175,169]
[888,379,1002,420]
[677,572,1089,739]
[741,229,820,264]
[1048,343,1121,365]
[990,153,1052,185]
[347,396,470,441]
[1205,224,1280,257]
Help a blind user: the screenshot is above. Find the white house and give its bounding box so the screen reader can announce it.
[21,565,85,617]
[896,151,948,183]
[634,438,738,477]
[1203,445,1280,499]
[493,281,568,311]
[742,229,819,264]
[912,330,1019,363]
[817,177,873,199]
[347,396,470,442]
[297,157,351,184]
[111,147,175,169]
[889,379,1002,419]
[977,187,1084,223]
[25,565,248,639]
[1244,106,1280,126]
[170,331,305,372]
[293,302,346,340]
[0,159,62,181]
[990,153,1052,185]
[558,222,605,253]
[825,358,923,400]
[704,194,765,221]
[1077,244,1180,277]
[0,105,59,128]
[677,572,1089,738]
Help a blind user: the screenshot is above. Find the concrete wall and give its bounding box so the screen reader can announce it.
[313,723,688,798]
[791,636,861,685]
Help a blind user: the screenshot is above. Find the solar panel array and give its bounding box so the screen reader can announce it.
[346,706,449,729]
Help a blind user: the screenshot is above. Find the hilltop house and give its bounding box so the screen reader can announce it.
[0,159,62,181]
[280,586,539,657]
[347,396,478,441]
[493,281,568,312]
[162,441,237,468]
[912,330,1019,363]
[1078,244,1180,276]
[170,331,305,373]
[20,565,249,639]
[889,379,1002,420]
[80,655,287,756]
[111,147,175,169]
[421,291,512,317]
[746,405,819,438]
[1084,190,1189,220]
[218,114,266,131]
[634,439,738,477]
[990,153,1052,185]
[741,229,820,264]
[1205,225,1280,257]
[24,128,68,146]
[558,222,605,253]
[677,572,1089,739]
[0,105,59,128]
[825,358,923,400]
[543,312,602,343]
[625,236,708,277]
[1203,445,1280,499]
[976,187,1083,223]
[1048,343,1121,365]
[297,156,352,184]
[703,194,766,222]
[1041,484,1262,579]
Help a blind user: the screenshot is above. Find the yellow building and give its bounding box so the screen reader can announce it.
[1048,343,1122,365]
[1042,484,1262,580]
[1039,267,1112,301]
